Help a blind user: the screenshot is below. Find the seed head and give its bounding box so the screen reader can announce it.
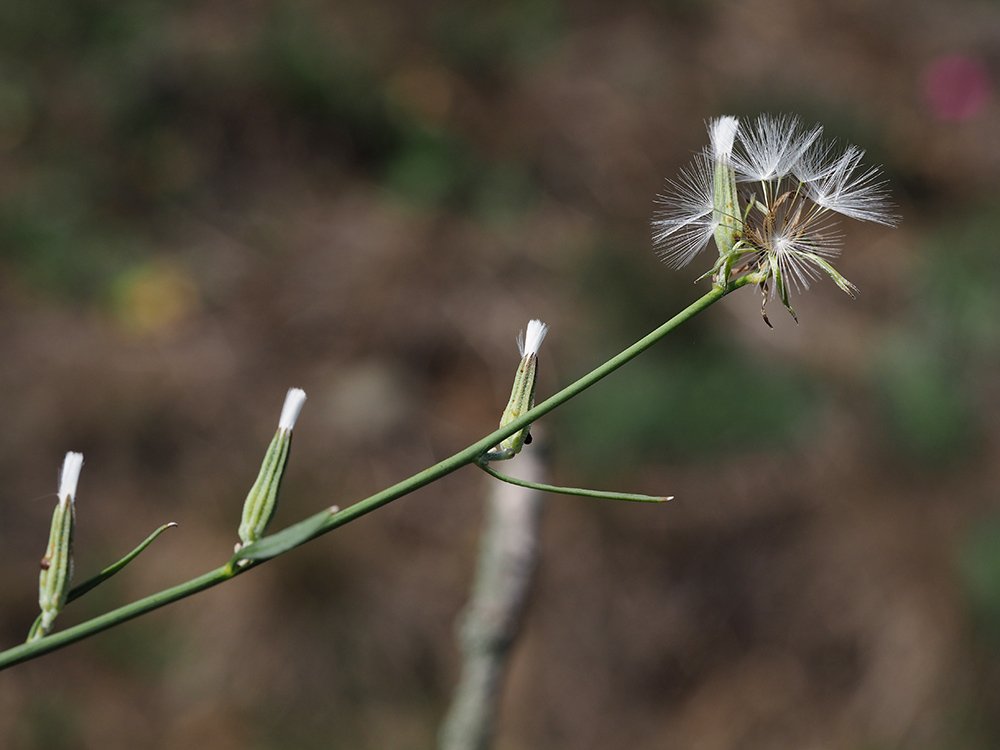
[652,114,896,318]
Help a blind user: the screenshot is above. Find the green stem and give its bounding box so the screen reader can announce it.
[2,567,238,669]
[0,279,748,671]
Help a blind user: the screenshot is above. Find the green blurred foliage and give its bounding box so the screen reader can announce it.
[559,342,819,473]
[16,696,80,750]
[562,241,820,474]
[255,6,402,163]
[870,207,999,466]
[919,208,1000,356]
[872,334,978,466]
[0,0,171,305]
[432,0,563,78]
[0,192,146,304]
[956,515,1000,747]
[0,0,545,310]
[382,126,537,217]
[959,515,1000,643]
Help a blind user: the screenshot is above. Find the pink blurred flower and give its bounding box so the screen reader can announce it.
[922,54,991,122]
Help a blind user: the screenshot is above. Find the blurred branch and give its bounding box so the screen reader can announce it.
[440,443,547,750]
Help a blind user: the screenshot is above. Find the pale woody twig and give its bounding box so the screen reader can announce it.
[439,442,547,750]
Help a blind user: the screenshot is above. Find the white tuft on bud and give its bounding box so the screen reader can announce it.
[517,320,549,357]
[58,452,84,506]
[278,388,307,432]
[708,116,739,160]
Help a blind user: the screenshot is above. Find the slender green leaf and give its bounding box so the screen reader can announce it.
[233,507,339,562]
[478,461,670,503]
[67,522,178,603]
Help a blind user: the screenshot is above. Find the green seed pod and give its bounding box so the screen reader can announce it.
[487,320,548,461]
[31,452,83,641]
[237,388,306,548]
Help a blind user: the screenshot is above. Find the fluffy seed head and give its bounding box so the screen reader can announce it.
[279,388,307,431]
[517,319,549,357]
[58,452,84,506]
[652,113,896,307]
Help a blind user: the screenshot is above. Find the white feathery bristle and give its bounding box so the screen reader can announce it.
[708,116,739,159]
[733,114,821,183]
[58,452,84,504]
[517,319,549,357]
[800,144,897,226]
[652,148,717,268]
[278,388,307,431]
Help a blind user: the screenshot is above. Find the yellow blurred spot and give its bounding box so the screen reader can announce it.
[114,260,199,336]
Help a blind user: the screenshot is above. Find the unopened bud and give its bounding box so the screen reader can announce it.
[31,452,83,640]
[237,388,306,548]
[487,320,548,461]
[709,116,744,262]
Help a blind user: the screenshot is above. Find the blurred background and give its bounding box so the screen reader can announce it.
[1,0,999,747]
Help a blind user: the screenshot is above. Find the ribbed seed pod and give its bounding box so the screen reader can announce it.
[237,388,306,548]
[31,452,83,641]
[709,116,743,260]
[489,320,548,460]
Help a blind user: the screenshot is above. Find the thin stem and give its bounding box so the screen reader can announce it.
[1,566,239,669]
[0,278,749,671]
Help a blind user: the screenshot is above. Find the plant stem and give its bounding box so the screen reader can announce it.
[1,566,238,669]
[0,279,747,671]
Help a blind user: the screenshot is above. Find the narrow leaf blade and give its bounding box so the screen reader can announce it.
[67,522,178,603]
[233,507,338,562]
[478,461,670,503]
